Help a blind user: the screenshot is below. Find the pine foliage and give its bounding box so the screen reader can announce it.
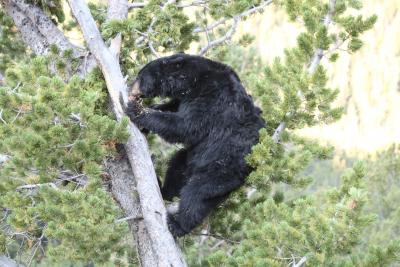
[0,0,398,266]
[0,50,130,263]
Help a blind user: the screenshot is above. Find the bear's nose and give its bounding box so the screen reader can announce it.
[130,79,143,97]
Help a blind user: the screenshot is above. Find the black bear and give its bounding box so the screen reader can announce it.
[126,53,265,237]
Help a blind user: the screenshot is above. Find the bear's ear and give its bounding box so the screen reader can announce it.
[170,56,184,64]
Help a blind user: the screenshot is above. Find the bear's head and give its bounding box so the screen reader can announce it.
[130,53,239,99]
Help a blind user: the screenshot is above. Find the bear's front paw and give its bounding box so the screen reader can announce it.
[126,99,144,118]
[167,213,187,238]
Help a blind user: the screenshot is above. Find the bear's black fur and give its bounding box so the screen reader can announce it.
[126,53,265,237]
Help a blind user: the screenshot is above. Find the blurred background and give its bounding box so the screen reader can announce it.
[235,0,400,155]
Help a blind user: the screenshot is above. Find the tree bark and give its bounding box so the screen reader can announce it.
[67,0,187,266]
[0,0,96,76]
[0,0,83,56]
[103,0,186,266]
[0,256,25,267]
[105,148,157,266]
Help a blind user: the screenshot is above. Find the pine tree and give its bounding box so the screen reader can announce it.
[0,0,397,266]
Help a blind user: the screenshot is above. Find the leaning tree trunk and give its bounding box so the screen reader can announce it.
[0,0,187,266]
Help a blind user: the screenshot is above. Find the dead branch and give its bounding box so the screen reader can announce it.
[194,0,272,34]
[0,256,25,267]
[16,183,57,191]
[198,18,239,55]
[197,0,273,55]
[106,1,182,265]
[128,2,147,9]
[0,154,10,164]
[292,256,307,267]
[134,0,176,58]
[0,0,96,76]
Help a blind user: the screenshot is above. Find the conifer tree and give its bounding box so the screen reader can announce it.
[0,0,397,266]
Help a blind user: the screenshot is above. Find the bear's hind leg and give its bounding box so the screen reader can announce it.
[161,148,189,201]
[167,175,243,237]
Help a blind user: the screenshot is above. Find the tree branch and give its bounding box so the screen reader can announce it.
[106,1,183,265]
[67,0,186,266]
[177,0,208,8]
[194,0,272,33]
[0,72,4,85]
[16,183,57,191]
[0,154,10,164]
[7,0,82,55]
[0,255,25,267]
[197,0,273,55]
[272,0,336,143]
[1,0,50,55]
[198,17,239,55]
[128,1,208,10]
[134,0,176,58]
[292,256,307,267]
[128,2,147,9]
[0,0,96,76]
[128,0,271,57]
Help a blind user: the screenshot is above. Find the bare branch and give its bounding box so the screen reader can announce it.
[177,0,208,8]
[0,72,4,85]
[115,215,141,223]
[148,42,160,58]
[67,0,186,266]
[197,0,273,55]
[128,2,147,9]
[292,256,307,267]
[0,109,7,124]
[135,0,176,48]
[0,154,10,164]
[128,0,270,57]
[194,0,272,33]
[272,0,337,143]
[128,1,208,10]
[16,183,58,191]
[26,230,45,267]
[58,171,87,186]
[198,18,238,55]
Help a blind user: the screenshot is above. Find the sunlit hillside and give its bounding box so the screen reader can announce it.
[238,0,400,154]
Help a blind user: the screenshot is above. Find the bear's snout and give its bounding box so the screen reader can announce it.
[130,78,142,97]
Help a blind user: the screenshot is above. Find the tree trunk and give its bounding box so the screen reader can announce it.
[67,1,186,265]
[0,256,25,267]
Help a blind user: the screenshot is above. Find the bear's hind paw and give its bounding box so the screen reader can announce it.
[167,214,187,238]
